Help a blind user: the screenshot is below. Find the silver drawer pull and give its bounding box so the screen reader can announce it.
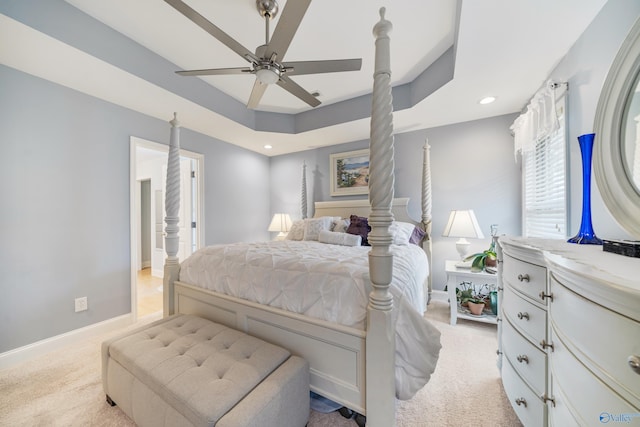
[517,354,529,364]
[515,398,527,407]
[517,274,530,282]
[629,355,640,374]
[541,394,556,407]
[517,312,530,321]
[539,291,554,302]
[540,340,554,351]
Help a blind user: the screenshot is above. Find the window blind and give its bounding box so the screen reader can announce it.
[522,100,567,238]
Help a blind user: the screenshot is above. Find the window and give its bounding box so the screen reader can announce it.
[522,98,567,238]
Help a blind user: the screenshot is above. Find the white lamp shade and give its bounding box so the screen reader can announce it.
[442,210,485,261]
[442,210,485,239]
[268,213,293,233]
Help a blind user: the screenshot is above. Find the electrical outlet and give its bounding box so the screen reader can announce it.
[75,297,88,312]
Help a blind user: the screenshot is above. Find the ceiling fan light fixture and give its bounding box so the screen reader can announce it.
[256,67,280,85]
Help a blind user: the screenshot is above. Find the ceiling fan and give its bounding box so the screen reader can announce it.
[164,0,363,109]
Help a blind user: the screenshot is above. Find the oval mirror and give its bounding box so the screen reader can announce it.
[623,75,640,193]
[593,17,640,239]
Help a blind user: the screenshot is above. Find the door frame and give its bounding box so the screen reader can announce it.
[129,136,204,320]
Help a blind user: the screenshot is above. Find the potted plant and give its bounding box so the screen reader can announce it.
[466,296,486,316]
[464,239,497,273]
[456,282,490,315]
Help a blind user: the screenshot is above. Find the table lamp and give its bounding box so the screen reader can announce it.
[442,209,485,265]
[268,213,293,240]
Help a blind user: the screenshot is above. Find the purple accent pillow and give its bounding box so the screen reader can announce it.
[410,226,426,245]
[346,215,371,246]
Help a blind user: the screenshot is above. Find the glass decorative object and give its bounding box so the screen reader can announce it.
[568,133,603,244]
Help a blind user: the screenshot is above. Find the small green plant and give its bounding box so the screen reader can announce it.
[465,239,497,272]
[456,282,490,305]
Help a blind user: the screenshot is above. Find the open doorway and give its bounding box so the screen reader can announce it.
[137,179,160,317]
[130,137,204,320]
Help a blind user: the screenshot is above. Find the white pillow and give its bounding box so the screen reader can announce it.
[318,230,362,246]
[332,218,351,233]
[286,220,305,241]
[303,217,334,241]
[390,221,415,245]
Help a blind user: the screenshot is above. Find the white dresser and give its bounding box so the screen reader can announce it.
[497,236,640,427]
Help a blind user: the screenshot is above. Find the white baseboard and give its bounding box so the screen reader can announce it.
[430,290,449,303]
[0,314,133,371]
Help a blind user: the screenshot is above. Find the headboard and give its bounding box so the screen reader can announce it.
[313,197,418,226]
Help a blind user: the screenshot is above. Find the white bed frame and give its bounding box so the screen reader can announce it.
[162,9,433,426]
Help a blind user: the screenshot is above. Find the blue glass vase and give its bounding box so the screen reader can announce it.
[568,133,602,245]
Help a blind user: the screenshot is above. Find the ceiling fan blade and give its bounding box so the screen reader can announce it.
[176,67,252,76]
[164,0,257,63]
[282,59,363,76]
[277,75,320,107]
[265,0,312,61]
[247,79,269,109]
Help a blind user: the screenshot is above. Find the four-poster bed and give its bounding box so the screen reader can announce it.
[162,9,440,426]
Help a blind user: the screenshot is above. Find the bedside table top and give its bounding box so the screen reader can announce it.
[445,260,497,279]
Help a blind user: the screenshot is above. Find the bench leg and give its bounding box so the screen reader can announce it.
[106,395,117,407]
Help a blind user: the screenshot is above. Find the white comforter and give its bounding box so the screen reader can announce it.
[179,240,441,399]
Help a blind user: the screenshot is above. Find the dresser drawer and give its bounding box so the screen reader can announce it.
[502,316,546,395]
[550,327,639,426]
[503,253,547,304]
[502,356,546,426]
[503,285,547,346]
[550,276,640,408]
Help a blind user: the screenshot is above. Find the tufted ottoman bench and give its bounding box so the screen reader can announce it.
[101,314,309,427]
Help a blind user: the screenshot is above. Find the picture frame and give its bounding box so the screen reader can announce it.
[330,149,370,196]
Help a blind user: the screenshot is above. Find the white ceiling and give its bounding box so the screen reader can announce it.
[1,0,608,156]
[67,0,458,114]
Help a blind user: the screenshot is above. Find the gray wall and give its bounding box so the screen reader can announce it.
[0,65,270,353]
[270,114,522,290]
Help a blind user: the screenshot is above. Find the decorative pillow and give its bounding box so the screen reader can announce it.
[410,226,427,245]
[390,221,415,245]
[332,218,351,233]
[346,215,371,246]
[286,220,305,241]
[303,217,334,241]
[318,230,362,246]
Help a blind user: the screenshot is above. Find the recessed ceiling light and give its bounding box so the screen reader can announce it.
[264,144,273,149]
[479,96,496,105]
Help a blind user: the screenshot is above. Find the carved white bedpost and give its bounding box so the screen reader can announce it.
[366,8,395,427]
[422,140,433,304]
[163,112,181,317]
[301,161,308,219]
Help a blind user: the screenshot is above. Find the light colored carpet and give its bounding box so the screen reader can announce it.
[0,300,521,426]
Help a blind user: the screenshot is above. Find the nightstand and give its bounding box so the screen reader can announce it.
[445,260,498,325]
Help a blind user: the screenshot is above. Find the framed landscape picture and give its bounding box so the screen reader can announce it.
[330,149,370,196]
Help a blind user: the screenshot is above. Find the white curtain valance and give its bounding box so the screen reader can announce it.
[511,80,566,157]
